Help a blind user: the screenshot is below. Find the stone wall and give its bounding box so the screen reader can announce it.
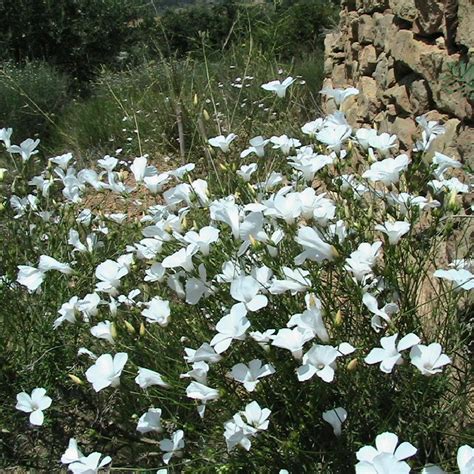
[322,0,473,163]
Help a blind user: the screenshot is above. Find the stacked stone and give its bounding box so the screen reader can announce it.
[323,0,473,164]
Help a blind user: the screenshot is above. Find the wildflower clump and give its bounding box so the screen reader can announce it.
[0,79,472,473]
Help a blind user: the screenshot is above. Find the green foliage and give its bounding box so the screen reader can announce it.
[0,0,153,83]
[445,58,474,102]
[0,61,70,143]
[51,49,322,160]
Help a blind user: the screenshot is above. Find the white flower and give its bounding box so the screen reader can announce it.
[61,438,83,464]
[162,245,198,273]
[85,352,128,392]
[295,226,337,265]
[184,343,222,364]
[135,367,169,389]
[208,133,237,153]
[316,125,352,153]
[374,221,410,245]
[271,327,314,360]
[230,359,275,392]
[159,430,185,464]
[49,152,73,170]
[95,259,128,295]
[242,401,271,431]
[15,388,52,426]
[322,407,347,436]
[141,296,171,326]
[320,86,359,106]
[210,303,250,354]
[68,452,112,474]
[261,77,295,98]
[17,265,45,292]
[409,343,451,375]
[362,154,410,185]
[297,343,354,382]
[269,267,311,295]
[355,432,417,474]
[90,320,115,344]
[186,381,219,401]
[38,255,73,274]
[432,152,462,180]
[97,155,118,172]
[240,136,269,158]
[457,445,474,474]
[237,163,258,182]
[0,127,13,148]
[230,275,268,312]
[130,155,156,182]
[137,408,163,434]
[356,128,378,150]
[287,293,329,342]
[433,268,474,291]
[345,242,383,283]
[362,293,399,331]
[365,333,420,373]
[8,138,40,162]
[367,133,398,157]
[270,134,301,155]
[183,226,220,256]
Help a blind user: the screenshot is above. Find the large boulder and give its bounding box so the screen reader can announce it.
[456,0,474,49]
[389,0,418,22]
[413,0,446,36]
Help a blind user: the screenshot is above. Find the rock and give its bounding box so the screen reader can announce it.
[358,15,376,44]
[383,85,412,114]
[456,126,474,168]
[355,0,389,14]
[359,45,377,74]
[456,0,474,50]
[357,76,380,120]
[332,64,348,88]
[389,0,418,22]
[407,78,432,114]
[373,13,397,53]
[413,0,445,36]
[324,32,343,54]
[324,58,334,75]
[391,117,418,149]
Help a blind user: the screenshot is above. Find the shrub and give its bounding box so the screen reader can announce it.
[0,61,70,143]
[0,80,472,472]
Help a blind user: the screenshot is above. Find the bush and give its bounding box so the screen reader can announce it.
[0,79,472,471]
[0,61,70,143]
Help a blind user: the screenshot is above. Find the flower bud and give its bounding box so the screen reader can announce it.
[110,322,117,339]
[68,374,84,385]
[346,358,358,371]
[334,309,343,326]
[0,168,6,181]
[0,201,5,212]
[447,189,460,212]
[124,320,136,334]
[193,93,198,106]
[203,109,210,121]
[219,163,227,171]
[139,322,146,336]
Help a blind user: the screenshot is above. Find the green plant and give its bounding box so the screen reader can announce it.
[0,61,70,143]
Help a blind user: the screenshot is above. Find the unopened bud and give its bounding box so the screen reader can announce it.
[0,168,6,181]
[347,358,358,371]
[447,189,459,212]
[334,309,343,326]
[219,163,227,171]
[68,374,84,385]
[110,322,117,339]
[203,109,210,121]
[193,93,198,106]
[331,246,339,258]
[139,322,146,336]
[124,320,136,334]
